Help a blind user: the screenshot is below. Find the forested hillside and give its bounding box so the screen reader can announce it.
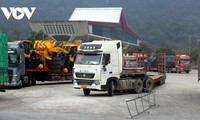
[0,0,200,48]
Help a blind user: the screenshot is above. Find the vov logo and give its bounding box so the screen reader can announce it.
[1,7,36,20]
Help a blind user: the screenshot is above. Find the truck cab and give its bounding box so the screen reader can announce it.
[175,55,191,73]
[8,42,31,87]
[73,40,122,95]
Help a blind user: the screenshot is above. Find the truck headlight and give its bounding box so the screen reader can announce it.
[94,80,100,85]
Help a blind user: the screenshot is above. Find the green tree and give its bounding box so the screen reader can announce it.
[191,48,198,65]
[123,43,152,56]
[155,48,175,55]
[27,30,48,42]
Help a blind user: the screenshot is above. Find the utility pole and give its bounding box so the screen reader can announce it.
[184,33,196,56]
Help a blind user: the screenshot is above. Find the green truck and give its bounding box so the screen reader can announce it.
[0,33,8,92]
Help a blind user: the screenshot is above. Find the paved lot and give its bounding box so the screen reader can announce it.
[0,70,200,120]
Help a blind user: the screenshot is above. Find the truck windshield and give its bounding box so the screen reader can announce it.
[126,60,138,65]
[75,54,102,65]
[180,59,191,64]
[8,54,18,64]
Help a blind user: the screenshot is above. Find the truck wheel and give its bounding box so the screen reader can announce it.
[186,71,189,74]
[143,78,154,92]
[176,69,181,73]
[83,89,90,96]
[134,79,143,94]
[28,76,33,86]
[107,80,114,96]
[17,78,23,89]
[32,78,36,85]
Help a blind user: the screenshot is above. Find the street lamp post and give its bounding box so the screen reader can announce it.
[188,34,191,55]
[184,33,195,56]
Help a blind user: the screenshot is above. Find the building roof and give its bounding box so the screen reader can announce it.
[29,21,111,41]
[69,7,142,40]
[29,7,141,44]
[69,7,122,23]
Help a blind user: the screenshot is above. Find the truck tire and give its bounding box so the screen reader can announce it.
[107,80,114,96]
[28,78,32,86]
[28,76,37,86]
[32,78,36,85]
[186,71,189,74]
[16,77,23,89]
[27,75,33,86]
[176,69,181,73]
[143,78,154,92]
[134,79,143,94]
[83,89,90,96]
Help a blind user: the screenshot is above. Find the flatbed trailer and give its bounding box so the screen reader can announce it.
[26,68,73,82]
[148,75,166,84]
[21,40,79,83]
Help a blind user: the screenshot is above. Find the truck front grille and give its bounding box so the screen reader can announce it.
[76,80,94,85]
[75,73,95,78]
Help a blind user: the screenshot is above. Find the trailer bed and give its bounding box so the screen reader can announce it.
[148,74,166,84]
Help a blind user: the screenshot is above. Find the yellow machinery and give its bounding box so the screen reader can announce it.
[34,40,68,60]
[33,40,68,70]
[28,40,80,72]
[20,39,81,82]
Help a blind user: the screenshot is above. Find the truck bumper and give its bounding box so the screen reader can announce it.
[73,79,102,90]
[3,81,21,87]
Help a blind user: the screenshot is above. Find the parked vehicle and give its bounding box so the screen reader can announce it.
[73,40,166,96]
[0,33,8,91]
[8,41,33,88]
[166,55,176,73]
[148,58,158,72]
[5,40,80,88]
[175,55,191,73]
[149,54,191,73]
[24,40,80,82]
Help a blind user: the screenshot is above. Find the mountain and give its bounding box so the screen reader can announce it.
[0,0,200,48]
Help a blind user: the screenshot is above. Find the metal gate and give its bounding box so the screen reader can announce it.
[126,91,159,118]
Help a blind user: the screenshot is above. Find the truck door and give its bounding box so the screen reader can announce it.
[101,54,112,85]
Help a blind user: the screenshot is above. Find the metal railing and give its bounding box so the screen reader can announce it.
[126,90,159,118]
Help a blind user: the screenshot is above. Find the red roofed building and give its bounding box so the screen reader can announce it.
[69,7,142,41]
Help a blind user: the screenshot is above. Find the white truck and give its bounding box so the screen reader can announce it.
[73,40,166,96]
